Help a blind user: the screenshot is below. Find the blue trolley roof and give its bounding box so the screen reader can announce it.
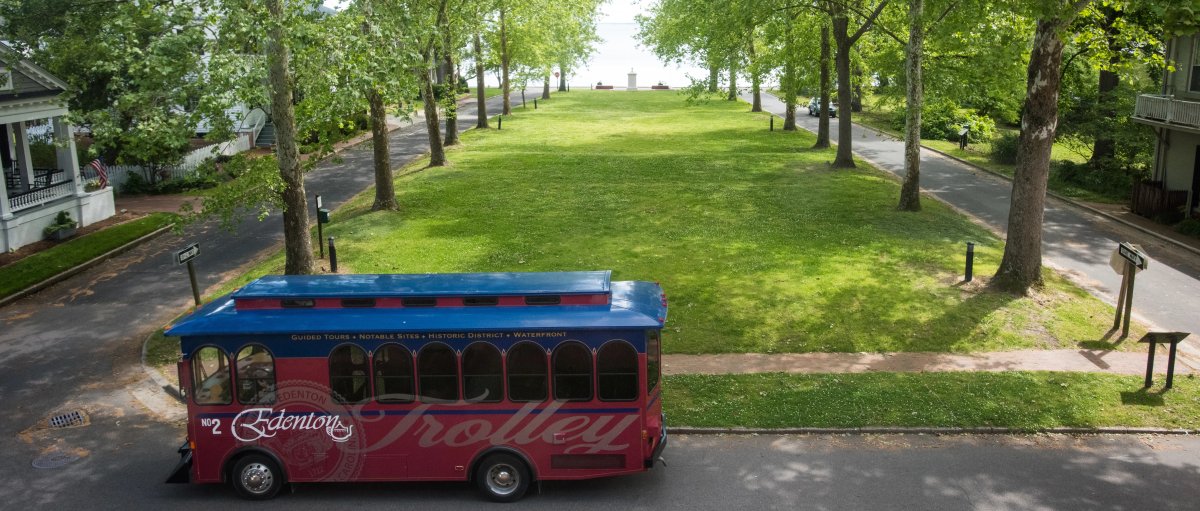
[166,271,667,337]
[233,270,613,298]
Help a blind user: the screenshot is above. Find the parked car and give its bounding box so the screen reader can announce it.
[807,97,837,117]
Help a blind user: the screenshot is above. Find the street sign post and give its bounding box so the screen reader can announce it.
[176,243,201,306]
[1110,242,1149,338]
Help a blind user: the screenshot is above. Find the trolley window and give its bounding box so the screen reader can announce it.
[597,341,638,401]
[507,342,548,402]
[463,343,503,403]
[419,343,459,403]
[553,341,593,401]
[191,346,232,405]
[330,344,371,403]
[647,330,661,393]
[235,344,276,405]
[374,344,415,403]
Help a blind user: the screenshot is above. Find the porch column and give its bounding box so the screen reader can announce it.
[12,122,34,192]
[0,168,11,220]
[53,117,84,195]
[0,124,12,170]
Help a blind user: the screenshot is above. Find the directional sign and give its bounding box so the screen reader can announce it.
[175,243,200,265]
[1137,331,1189,345]
[1118,242,1148,271]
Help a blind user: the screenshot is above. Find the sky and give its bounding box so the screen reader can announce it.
[323,0,705,88]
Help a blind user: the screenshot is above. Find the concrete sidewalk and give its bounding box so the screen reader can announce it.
[663,349,1197,376]
[750,92,1200,362]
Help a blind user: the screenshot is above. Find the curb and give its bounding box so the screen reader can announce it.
[140,329,186,405]
[0,222,175,308]
[669,426,1198,436]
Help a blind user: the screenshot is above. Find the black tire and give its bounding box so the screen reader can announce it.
[474,453,531,503]
[231,454,285,500]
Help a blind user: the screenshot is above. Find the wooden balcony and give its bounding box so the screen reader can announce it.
[1132,94,1200,133]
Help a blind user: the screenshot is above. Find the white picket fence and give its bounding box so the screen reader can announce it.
[105,131,255,190]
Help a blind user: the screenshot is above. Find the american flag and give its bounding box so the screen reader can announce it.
[88,158,108,189]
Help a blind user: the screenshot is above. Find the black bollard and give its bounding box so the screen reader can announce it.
[770,117,774,131]
[534,98,538,109]
[965,242,975,282]
[328,237,338,273]
[498,115,502,130]
[521,90,526,108]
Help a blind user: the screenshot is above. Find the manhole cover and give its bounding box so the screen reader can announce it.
[47,410,87,429]
[32,451,80,469]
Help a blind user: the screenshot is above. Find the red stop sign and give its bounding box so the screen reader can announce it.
[554,72,560,78]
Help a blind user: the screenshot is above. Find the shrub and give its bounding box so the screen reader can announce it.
[1175,218,1200,238]
[890,98,996,144]
[1051,161,1142,202]
[991,132,1020,165]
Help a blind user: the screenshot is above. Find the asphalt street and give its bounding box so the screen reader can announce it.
[752,93,1200,356]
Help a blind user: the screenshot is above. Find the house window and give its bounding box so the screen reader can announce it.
[1191,38,1200,93]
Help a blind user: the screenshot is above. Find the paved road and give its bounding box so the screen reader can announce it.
[9,428,1200,510]
[752,93,1200,356]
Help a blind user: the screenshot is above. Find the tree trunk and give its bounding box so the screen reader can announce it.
[727,65,737,101]
[898,0,924,212]
[707,62,719,93]
[439,3,459,146]
[815,24,831,149]
[558,66,567,91]
[420,52,447,167]
[852,63,864,112]
[991,17,1071,293]
[475,32,489,129]
[832,9,855,168]
[369,88,397,211]
[501,7,511,115]
[783,18,797,131]
[542,75,550,99]
[1090,6,1120,165]
[748,42,761,112]
[1089,67,1118,164]
[265,0,313,275]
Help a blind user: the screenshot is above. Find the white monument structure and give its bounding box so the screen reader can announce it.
[627,69,637,91]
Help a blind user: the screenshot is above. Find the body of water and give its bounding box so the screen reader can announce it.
[570,22,707,89]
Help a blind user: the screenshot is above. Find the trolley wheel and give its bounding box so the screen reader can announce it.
[474,453,531,503]
[231,454,285,500]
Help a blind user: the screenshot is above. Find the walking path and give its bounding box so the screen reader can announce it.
[749,92,1200,365]
[663,349,1195,376]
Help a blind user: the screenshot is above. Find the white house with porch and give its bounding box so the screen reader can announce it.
[1131,33,1200,220]
[0,44,114,252]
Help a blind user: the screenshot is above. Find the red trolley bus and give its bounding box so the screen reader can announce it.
[165,271,667,501]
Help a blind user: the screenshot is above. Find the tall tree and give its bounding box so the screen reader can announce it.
[475,31,490,128]
[265,0,314,274]
[815,23,832,149]
[829,0,890,168]
[897,0,924,211]
[992,1,1092,293]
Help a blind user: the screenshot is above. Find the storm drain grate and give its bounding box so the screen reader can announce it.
[32,451,80,469]
[47,410,87,429]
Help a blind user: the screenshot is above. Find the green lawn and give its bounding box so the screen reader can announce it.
[285,90,1136,355]
[665,372,1200,430]
[0,213,176,300]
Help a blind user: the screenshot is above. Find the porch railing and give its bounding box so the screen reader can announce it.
[1133,94,1200,129]
[9,179,76,212]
